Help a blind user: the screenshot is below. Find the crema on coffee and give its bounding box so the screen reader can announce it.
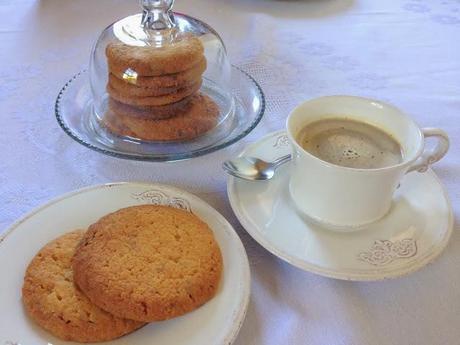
[297,118,403,169]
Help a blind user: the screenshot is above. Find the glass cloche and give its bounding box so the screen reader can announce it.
[56,0,265,161]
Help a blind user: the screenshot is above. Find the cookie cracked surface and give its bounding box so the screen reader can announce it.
[22,230,144,343]
[73,205,223,322]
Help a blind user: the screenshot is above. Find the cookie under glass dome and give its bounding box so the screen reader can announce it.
[55,0,264,161]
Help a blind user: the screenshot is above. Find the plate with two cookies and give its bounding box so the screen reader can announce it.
[0,183,250,344]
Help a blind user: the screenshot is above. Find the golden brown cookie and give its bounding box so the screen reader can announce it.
[108,96,193,120]
[106,36,204,76]
[107,79,202,106]
[22,230,144,343]
[73,205,223,322]
[110,57,207,88]
[104,93,219,141]
[108,73,198,98]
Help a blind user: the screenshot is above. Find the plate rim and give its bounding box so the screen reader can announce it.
[55,66,265,162]
[0,182,251,345]
[227,130,454,281]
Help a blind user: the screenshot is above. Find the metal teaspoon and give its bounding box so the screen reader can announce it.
[222,154,291,181]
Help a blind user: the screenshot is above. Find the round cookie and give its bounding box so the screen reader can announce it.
[22,230,144,342]
[110,57,207,88]
[108,96,193,120]
[104,93,219,141]
[73,205,223,322]
[106,35,204,76]
[108,73,198,98]
[107,79,202,106]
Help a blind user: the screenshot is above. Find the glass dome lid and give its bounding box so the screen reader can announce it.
[55,0,265,161]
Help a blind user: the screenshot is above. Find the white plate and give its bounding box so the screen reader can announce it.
[0,183,250,345]
[227,131,453,281]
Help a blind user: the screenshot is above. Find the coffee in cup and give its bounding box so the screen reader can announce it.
[296,118,403,169]
[286,96,449,230]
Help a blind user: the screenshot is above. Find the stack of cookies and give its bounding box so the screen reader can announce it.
[104,35,219,141]
[22,205,223,342]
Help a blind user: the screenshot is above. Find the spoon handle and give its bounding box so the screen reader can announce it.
[273,154,292,168]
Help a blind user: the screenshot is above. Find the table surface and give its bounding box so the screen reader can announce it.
[1,0,459,344]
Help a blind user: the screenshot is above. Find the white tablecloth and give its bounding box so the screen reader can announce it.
[1,0,459,344]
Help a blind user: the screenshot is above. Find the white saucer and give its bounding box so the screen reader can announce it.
[0,183,250,345]
[227,131,453,281]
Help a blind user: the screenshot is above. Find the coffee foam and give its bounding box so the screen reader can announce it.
[297,118,403,169]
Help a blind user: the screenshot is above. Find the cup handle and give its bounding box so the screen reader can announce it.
[407,128,450,173]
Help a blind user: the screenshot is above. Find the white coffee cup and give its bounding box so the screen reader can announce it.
[286,95,449,231]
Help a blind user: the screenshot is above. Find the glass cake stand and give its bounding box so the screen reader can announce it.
[55,1,265,162]
[56,66,264,161]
